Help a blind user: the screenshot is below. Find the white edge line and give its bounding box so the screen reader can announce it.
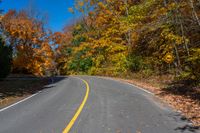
[97,76,154,95]
[71,76,82,81]
[0,93,39,112]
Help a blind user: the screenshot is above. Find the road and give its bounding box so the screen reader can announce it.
[0,76,199,133]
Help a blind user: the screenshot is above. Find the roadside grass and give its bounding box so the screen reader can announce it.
[0,78,49,108]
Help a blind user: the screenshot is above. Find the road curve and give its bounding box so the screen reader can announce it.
[0,76,199,133]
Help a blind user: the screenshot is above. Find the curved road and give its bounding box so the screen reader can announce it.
[0,76,199,133]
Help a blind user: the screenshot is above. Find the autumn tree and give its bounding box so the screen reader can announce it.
[58,0,200,81]
[60,0,131,75]
[1,10,54,76]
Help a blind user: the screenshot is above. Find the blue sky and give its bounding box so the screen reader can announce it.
[1,0,79,31]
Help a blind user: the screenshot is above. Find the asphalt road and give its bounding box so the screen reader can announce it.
[0,76,199,133]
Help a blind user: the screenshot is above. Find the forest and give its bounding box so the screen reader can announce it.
[1,0,200,82]
[60,0,200,82]
[0,0,200,126]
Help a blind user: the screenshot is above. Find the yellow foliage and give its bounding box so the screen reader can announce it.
[2,10,54,76]
[78,1,84,7]
[98,2,105,9]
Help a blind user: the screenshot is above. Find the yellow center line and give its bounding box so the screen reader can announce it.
[62,77,90,133]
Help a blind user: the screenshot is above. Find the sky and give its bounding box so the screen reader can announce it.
[0,0,79,32]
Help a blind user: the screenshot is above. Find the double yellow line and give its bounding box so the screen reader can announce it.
[63,78,90,133]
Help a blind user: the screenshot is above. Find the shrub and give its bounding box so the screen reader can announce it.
[128,54,144,72]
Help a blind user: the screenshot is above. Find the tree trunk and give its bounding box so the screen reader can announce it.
[189,0,200,26]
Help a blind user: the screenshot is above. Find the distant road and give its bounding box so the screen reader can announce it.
[0,76,198,133]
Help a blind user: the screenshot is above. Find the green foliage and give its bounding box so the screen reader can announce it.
[65,48,73,55]
[79,57,93,72]
[69,57,93,72]
[0,37,12,79]
[72,24,86,36]
[72,35,87,46]
[68,48,93,73]
[128,54,144,72]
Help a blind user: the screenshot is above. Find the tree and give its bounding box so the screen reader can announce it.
[0,37,12,79]
[1,10,54,76]
[58,0,200,81]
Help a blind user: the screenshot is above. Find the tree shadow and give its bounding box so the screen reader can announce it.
[175,125,200,133]
[159,79,200,132]
[0,76,67,100]
[159,79,200,102]
[167,112,200,132]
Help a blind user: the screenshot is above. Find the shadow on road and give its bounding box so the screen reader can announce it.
[159,79,200,132]
[175,124,200,133]
[169,112,200,132]
[0,76,67,100]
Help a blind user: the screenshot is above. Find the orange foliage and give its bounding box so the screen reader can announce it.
[1,10,54,76]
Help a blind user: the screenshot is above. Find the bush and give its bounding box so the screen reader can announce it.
[0,38,12,79]
[68,47,93,73]
[128,54,144,72]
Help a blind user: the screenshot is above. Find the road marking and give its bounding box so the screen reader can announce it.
[63,77,90,133]
[0,93,38,112]
[97,76,154,95]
